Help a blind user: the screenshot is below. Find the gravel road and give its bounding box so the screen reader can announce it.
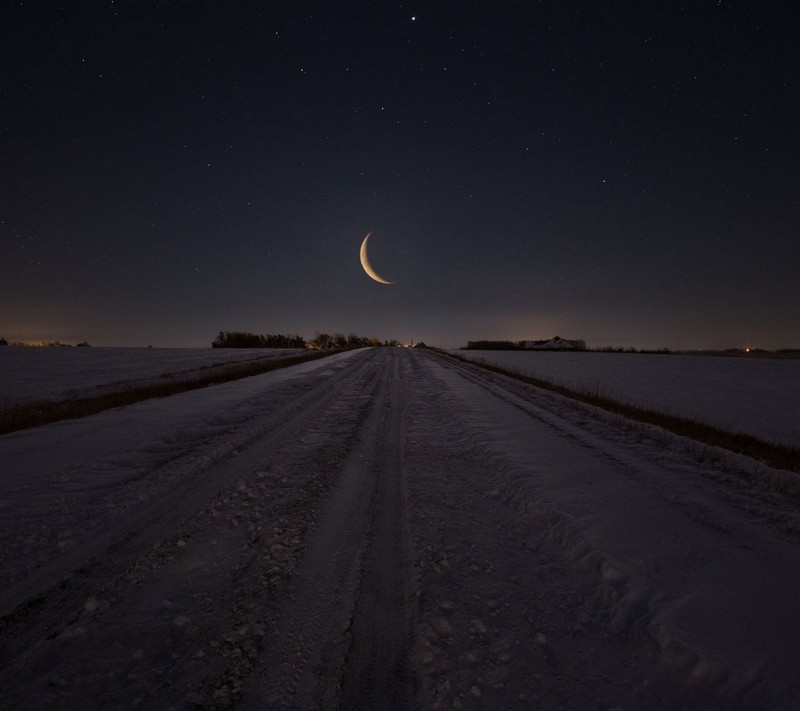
[2,347,799,709]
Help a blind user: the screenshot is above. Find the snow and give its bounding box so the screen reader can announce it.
[0,346,306,405]
[454,349,800,447]
[2,347,800,708]
[0,350,360,603]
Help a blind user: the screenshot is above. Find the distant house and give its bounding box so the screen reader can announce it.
[521,336,583,350]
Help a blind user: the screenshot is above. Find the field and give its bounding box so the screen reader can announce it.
[0,346,307,405]
[453,350,800,448]
[2,347,800,709]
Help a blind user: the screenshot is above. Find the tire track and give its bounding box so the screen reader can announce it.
[0,351,376,636]
[403,351,680,709]
[0,350,383,710]
[240,348,414,710]
[409,349,800,708]
[338,348,415,710]
[10,347,797,708]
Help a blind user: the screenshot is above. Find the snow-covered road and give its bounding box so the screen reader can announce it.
[1,348,799,709]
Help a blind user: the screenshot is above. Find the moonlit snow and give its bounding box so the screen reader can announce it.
[1,347,799,709]
[0,346,305,405]
[454,349,800,447]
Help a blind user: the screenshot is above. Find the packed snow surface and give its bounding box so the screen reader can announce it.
[2,347,800,709]
[454,350,800,447]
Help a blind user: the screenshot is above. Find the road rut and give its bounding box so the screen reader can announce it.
[3,348,800,709]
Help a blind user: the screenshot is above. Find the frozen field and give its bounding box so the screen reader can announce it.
[454,350,800,448]
[2,348,800,708]
[0,347,306,405]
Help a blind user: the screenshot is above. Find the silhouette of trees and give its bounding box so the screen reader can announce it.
[464,337,587,351]
[308,332,378,349]
[309,332,334,350]
[464,340,521,350]
[213,331,262,348]
[212,331,306,349]
[213,330,390,349]
[263,333,306,348]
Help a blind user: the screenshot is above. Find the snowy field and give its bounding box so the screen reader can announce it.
[454,350,800,447]
[2,348,800,708]
[0,347,306,405]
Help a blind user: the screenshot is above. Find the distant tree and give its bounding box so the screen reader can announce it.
[213,331,308,348]
[212,331,227,348]
[310,332,334,349]
[464,340,521,350]
[212,331,262,348]
[0,337,7,346]
[76,341,91,347]
[213,329,392,350]
[262,333,306,348]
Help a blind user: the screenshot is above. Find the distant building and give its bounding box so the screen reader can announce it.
[521,336,584,350]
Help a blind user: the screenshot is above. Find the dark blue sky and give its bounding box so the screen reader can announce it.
[3,2,799,349]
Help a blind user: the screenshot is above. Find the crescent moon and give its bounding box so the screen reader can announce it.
[359,231,393,284]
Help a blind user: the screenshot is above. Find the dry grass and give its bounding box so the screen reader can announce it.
[0,349,342,436]
[440,350,800,477]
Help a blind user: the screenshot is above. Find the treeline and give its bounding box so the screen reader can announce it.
[0,339,90,347]
[212,331,307,349]
[464,340,522,350]
[463,339,587,350]
[308,333,387,349]
[211,330,389,349]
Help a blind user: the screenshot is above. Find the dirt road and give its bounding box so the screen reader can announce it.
[2,348,799,709]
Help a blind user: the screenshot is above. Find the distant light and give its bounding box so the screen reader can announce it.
[745,347,751,353]
[411,15,416,21]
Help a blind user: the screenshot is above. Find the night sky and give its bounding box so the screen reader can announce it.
[3,2,799,350]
